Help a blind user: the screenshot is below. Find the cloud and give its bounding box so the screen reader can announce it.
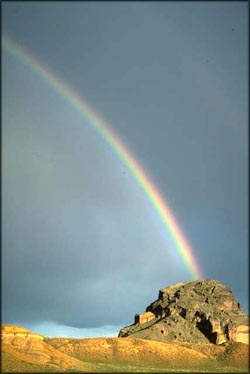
[2,83,188,329]
[3,2,248,332]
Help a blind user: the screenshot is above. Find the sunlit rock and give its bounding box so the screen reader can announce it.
[118,280,249,345]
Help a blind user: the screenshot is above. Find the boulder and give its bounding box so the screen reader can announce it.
[118,280,249,344]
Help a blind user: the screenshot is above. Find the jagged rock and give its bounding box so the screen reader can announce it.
[118,280,249,345]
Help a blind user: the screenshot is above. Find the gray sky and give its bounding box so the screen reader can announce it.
[2,2,248,337]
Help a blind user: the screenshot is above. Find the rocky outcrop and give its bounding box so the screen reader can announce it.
[1,325,94,372]
[118,280,249,345]
[1,325,44,346]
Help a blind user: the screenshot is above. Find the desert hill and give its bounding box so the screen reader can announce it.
[119,279,249,345]
[1,325,96,372]
[1,324,249,372]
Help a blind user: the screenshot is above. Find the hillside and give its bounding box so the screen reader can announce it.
[1,325,249,372]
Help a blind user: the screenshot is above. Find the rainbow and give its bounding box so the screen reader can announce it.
[2,36,203,280]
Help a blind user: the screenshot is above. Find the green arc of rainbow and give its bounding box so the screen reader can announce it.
[2,36,203,280]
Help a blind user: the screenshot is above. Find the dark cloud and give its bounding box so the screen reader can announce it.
[2,1,248,333]
[2,113,183,327]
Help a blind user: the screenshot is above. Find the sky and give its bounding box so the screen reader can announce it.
[2,2,248,338]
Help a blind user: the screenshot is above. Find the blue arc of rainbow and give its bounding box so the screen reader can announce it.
[2,36,203,280]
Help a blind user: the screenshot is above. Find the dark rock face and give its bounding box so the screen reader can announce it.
[118,280,249,344]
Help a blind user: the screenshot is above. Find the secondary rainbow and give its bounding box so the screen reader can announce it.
[2,36,203,280]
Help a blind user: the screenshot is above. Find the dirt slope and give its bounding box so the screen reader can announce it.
[1,326,97,373]
[1,325,249,373]
[48,336,209,369]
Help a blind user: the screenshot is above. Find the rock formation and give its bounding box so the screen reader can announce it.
[1,325,93,372]
[1,325,44,346]
[118,280,249,345]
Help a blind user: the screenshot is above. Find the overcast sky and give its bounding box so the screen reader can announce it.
[2,2,248,338]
